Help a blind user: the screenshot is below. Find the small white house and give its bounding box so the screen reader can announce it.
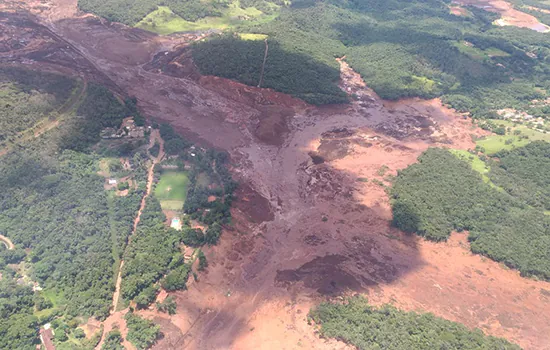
[171,217,182,231]
[108,179,117,185]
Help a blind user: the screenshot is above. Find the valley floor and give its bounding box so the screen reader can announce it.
[1,0,550,349]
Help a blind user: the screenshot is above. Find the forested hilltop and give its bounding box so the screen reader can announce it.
[189,0,550,112]
[391,141,550,280]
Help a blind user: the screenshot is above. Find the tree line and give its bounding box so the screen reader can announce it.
[310,296,520,350]
[391,145,550,280]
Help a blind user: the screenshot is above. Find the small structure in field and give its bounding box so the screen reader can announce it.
[108,179,117,185]
[171,217,182,231]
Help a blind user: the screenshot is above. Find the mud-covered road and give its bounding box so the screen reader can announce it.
[3,0,550,349]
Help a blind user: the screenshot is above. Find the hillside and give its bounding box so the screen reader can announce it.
[3,0,550,349]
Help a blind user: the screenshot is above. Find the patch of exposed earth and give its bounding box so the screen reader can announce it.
[453,0,550,32]
[2,1,550,349]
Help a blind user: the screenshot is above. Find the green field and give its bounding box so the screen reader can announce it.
[238,33,268,40]
[155,171,189,210]
[453,42,511,60]
[449,149,490,181]
[476,119,550,154]
[135,5,270,35]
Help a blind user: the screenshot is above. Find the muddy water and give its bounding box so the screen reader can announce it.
[7,0,550,349]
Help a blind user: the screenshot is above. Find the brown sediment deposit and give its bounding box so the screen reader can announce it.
[453,0,550,32]
[2,1,550,349]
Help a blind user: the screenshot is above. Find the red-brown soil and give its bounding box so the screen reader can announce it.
[2,1,550,349]
[453,0,550,31]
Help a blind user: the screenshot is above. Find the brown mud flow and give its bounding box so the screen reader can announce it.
[1,1,550,349]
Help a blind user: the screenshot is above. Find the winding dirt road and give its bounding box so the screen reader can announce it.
[96,129,164,350]
[0,234,14,250]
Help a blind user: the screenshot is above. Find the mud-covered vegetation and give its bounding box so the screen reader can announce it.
[310,296,520,350]
[391,144,550,279]
[191,0,550,113]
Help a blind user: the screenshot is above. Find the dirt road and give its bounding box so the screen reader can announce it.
[3,1,550,349]
[0,235,14,250]
[96,129,164,350]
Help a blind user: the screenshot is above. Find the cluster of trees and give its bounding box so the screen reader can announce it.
[60,84,141,151]
[240,0,283,14]
[183,150,236,231]
[391,146,550,280]
[156,296,177,315]
[120,196,190,302]
[101,329,124,350]
[489,141,550,210]
[124,312,160,350]
[0,67,76,144]
[309,296,520,349]
[0,279,38,349]
[192,35,348,105]
[77,0,229,25]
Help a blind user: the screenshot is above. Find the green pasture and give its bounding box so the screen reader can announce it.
[155,171,189,210]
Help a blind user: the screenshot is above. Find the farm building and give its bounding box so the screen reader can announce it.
[40,324,55,350]
[100,116,145,139]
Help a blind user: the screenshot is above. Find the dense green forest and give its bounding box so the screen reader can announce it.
[391,145,550,279]
[0,279,38,350]
[78,0,240,25]
[0,67,77,145]
[489,141,550,210]
[310,296,520,350]
[192,35,347,104]
[125,312,161,350]
[190,0,550,112]
[0,66,156,348]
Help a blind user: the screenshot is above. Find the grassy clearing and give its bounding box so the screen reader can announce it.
[476,119,550,154]
[476,135,530,154]
[135,4,269,35]
[155,171,189,210]
[238,33,268,40]
[35,289,64,318]
[449,149,490,180]
[454,42,511,60]
[449,149,504,191]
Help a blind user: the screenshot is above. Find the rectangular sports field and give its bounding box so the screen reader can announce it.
[155,171,189,210]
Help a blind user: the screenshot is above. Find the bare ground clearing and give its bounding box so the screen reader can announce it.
[453,0,550,32]
[1,1,550,349]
